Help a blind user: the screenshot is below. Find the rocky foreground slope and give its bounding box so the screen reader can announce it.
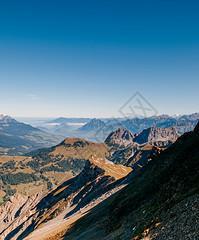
[0,146,131,239]
[61,122,199,240]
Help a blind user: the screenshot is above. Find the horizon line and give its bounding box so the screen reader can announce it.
[11,112,199,120]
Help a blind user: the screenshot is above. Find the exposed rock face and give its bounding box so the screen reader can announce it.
[107,127,172,168]
[134,126,179,146]
[105,128,135,148]
[109,143,161,170]
[0,193,43,239]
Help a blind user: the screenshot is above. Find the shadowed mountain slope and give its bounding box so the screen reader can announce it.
[63,122,199,240]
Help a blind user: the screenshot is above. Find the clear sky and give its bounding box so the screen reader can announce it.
[0,0,198,118]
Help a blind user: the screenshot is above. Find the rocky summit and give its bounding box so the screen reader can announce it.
[134,126,179,147]
[105,127,135,148]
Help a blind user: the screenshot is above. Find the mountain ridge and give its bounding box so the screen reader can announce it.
[0,114,63,155]
[133,126,179,146]
[36,113,198,142]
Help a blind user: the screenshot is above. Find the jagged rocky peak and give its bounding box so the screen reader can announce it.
[105,127,135,148]
[194,121,199,134]
[134,126,179,146]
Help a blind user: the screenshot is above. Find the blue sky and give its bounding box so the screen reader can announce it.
[0,0,198,117]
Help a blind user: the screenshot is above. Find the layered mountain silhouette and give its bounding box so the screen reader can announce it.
[38,113,198,142]
[0,115,62,155]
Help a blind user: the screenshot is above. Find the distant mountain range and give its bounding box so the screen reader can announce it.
[0,113,198,155]
[35,113,199,142]
[0,114,63,155]
[47,117,91,124]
